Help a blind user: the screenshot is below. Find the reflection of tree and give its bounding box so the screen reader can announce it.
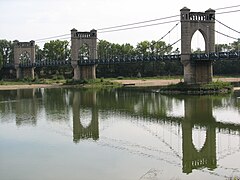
[72,90,99,143]
[43,88,71,122]
[96,89,171,118]
[15,89,41,126]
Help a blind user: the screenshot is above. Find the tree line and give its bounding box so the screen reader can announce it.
[0,39,239,79]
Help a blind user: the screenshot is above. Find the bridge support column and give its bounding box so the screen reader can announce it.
[180,7,215,84]
[72,64,96,80]
[181,55,213,84]
[13,40,35,80]
[71,28,97,81]
[16,67,35,79]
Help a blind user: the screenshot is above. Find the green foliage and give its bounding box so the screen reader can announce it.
[78,43,89,59]
[0,39,13,68]
[161,81,233,94]
[52,74,65,80]
[202,81,232,90]
[43,40,70,61]
[64,78,121,88]
[97,40,179,78]
[215,43,231,52]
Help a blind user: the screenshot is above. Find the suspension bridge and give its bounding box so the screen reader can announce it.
[2,7,240,84]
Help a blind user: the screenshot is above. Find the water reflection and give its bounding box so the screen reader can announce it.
[182,96,217,174]
[0,88,240,177]
[72,90,99,143]
[15,89,39,126]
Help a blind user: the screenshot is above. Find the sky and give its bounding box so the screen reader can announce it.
[0,0,239,50]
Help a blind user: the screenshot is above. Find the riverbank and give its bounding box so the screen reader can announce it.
[0,77,239,91]
[114,77,240,91]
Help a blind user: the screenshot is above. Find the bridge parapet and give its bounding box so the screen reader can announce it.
[181,7,215,22]
[13,40,35,48]
[191,51,240,61]
[71,29,97,39]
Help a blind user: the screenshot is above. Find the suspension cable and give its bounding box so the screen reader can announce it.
[200,23,239,41]
[97,15,179,31]
[216,9,240,15]
[214,30,239,41]
[98,20,179,34]
[215,4,240,11]
[155,22,180,43]
[159,39,181,54]
[214,18,240,34]
[36,36,71,44]
[33,6,240,43]
[35,34,69,42]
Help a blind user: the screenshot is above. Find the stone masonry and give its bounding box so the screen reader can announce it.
[71,28,97,80]
[180,7,215,84]
[13,40,35,79]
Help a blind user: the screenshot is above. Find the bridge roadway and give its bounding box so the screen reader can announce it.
[3,51,240,68]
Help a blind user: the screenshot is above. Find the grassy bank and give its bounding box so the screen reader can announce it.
[159,81,233,94]
[64,78,121,88]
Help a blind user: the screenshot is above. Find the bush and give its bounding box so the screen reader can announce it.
[52,75,65,80]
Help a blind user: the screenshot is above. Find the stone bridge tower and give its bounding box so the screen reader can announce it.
[180,7,215,84]
[71,28,97,80]
[13,40,35,79]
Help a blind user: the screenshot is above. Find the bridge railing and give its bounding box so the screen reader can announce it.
[19,60,71,68]
[191,51,240,61]
[2,63,14,68]
[2,51,240,68]
[78,54,181,65]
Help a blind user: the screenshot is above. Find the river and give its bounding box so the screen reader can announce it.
[0,88,240,180]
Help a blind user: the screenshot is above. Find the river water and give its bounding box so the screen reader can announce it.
[0,88,240,180]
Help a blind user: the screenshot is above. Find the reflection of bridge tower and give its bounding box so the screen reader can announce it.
[71,29,97,80]
[180,7,215,84]
[72,90,99,143]
[182,96,216,174]
[13,40,35,79]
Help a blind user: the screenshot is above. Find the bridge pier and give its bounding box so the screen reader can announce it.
[71,28,97,81]
[181,55,213,84]
[180,7,215,84]
[72,65,96,80]
[16,67,35,80]
[13,40,35,80]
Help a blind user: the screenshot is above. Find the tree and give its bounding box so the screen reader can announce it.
[0,40,13,68]
[136,41,151,56]
[35,44,44,61]
[43,40,70,61]
[230,39,240,51]
[97,40,112,59]
[40,40,71,77]
[215,43,231,52]
[192,48,205,54]
[150,40,172,55]
[78,43,90,60]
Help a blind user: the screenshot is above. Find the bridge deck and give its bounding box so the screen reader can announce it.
[2,51,240,68]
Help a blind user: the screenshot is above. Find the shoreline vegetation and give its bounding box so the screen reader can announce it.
[0,76,239,94]
[158,81,233,94]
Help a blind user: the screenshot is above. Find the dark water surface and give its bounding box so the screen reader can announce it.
[0,88,240,180]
